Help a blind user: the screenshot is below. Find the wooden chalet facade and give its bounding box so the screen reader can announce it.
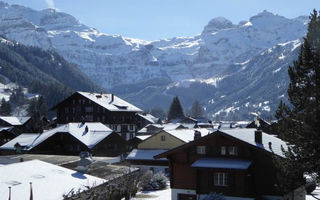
[51,91,145,140]
[155,129,298,200]
[127,128,210,173]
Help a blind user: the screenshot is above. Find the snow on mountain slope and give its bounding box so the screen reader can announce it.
[0,74,37,116]
[0,2,308,88]
[0,1,309,119]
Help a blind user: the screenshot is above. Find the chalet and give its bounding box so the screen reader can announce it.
[246,117,274,134]
[0,116,31,128]
[136,113,158,128]
[155,128,300,200]
[0,122,128,156]
[0,116,31,133]
[50,91,144,140]
[127,128,211,173]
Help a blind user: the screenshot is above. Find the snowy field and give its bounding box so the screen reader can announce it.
[131,187,171,200]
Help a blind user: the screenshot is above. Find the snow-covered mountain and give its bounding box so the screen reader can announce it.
[0,1,309,119]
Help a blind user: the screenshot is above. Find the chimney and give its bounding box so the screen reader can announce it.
[255,130,262,144]
[194,130,201,140]
[111,94,114,102]
[85,125,89,133]
[76,152,93,173]
[268,142,272,151]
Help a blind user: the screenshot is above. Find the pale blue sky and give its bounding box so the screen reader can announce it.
[3,0,319,40]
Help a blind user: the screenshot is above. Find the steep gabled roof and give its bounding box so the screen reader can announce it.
[51,91,142,112]
[0,122,114,150]
[165,128,211,143]
[140,128,211,148]
[219,129,288,157]
[155,128,289,159]
[0,133,40,150]
[137,113,158,123]
[0,116,30,126]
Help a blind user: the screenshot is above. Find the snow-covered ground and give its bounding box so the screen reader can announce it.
[0,160,105,200]
[132,187,171,200]
[306,187,320,200]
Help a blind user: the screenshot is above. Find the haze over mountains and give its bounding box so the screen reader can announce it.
[0,1,309,119]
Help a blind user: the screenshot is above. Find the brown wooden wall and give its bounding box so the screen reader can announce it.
[56,93,138,126]
[168,133,283,197]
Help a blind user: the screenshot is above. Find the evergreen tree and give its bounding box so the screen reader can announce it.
[0,98,11,115]
[27,96,48,132]
[9,86,25,105]
[190,100,204,118]
[167,96,184,121]
[275,10,320,189]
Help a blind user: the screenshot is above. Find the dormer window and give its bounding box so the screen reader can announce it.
[229,146,238,156]
[197,146,206,155]
[221,146,226,155]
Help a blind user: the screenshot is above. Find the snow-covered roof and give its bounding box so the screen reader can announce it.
[136,135,152,141]
[0,133,40,150]
[0,122,113,150]
[219,128,288,157]
[77,91,142,112]
[0,116,30,126]
[0,126,13,132]
[126,149,167,161]
[137,113,158,123]
[0,160,105,200]
[138,123,188,134]
[191,158,252,170]
[165,128,211,143]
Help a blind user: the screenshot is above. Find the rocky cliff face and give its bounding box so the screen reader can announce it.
[0,2,309,119]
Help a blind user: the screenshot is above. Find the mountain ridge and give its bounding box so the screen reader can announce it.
[0,1,309,119]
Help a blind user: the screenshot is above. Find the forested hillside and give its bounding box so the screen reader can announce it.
[0,37,99,106]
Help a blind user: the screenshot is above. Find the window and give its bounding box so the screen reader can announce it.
[65,107,69,113]
[197,146,206,154]
[228,146,238,156]
[214,172,228,186]
[85,106,93,113]
[161,135,166,141]
[221,146,226,155]
[117,125,121,132]
[129,125,135,131]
